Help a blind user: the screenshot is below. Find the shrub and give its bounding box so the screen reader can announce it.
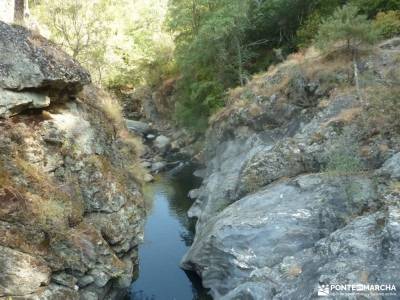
[362,86,400,134]
[323,131,364,175]
[174,80,225,133]
[373,10,400,38]
[297,11,324,49]
[99,94,124,128]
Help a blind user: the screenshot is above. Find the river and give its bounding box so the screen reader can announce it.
[125,165,211,300]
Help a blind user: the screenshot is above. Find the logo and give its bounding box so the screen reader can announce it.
[317,283,397,297]
[318,284,330,296]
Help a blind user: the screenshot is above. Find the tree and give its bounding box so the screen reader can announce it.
[296,0,346,48]
[351,0,400,17]
[316,4,378,101]
[32,0,111,82]
[373,10,400,38]
[167,0,324,131]
[316,4,377,53]
[14,0,25,24]
[32,0,173,86]
[167,0,250,130]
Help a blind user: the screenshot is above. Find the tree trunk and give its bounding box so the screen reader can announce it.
[353,49,363,103]
[235,36,244,86]
[14,0,27,25]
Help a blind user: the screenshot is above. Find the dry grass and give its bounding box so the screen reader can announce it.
[225,44,350,105]
[80,85,146,181]
[28,192,70,230]
[80,85,125,131]
[118,129,144,156]
[0,160,10,186]
[390,181,400,194]
[302,52,351,80]
[324,107,363,127]
[99,93,124,128]
[14,157,75,230]
[360,85,400,135]
[281,264,303,278]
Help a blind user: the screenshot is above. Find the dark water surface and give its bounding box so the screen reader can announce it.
[127,166,211,300]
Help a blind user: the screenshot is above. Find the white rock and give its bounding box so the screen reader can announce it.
[143,173,154,183]
[154,135,171,152]
[151,161,167,173]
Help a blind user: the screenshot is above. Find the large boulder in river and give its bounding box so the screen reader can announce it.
[182,174,378,298]
[154,135,171,152]
[216,207,400,299]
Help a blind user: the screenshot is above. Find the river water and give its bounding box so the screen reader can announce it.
[126,166,211,300]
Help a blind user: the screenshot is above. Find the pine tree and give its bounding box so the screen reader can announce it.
[316,4,377,53]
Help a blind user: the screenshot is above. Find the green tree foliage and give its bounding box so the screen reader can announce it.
[351,0,400,17]
[167,0,324,131]
[32,0,173,87]
[31,0,400,133]
[315,5,377,53]
[104,0,174,88]
[168,0,252,131]
[32,0,112,82]
[373,10,400,38]
[296,0,346,48]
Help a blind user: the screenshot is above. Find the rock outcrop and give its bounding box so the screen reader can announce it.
[0,21,144,299]
[182,43,400,298]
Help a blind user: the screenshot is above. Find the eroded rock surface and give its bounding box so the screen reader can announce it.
[0,21,90,91]
[0,21,90,118]
[0,22,144,299]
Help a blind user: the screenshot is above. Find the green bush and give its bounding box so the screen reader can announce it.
[363,86,400,134]
[323,132,364,175]
[174,80,225,133]
[373,10,400,38]
[297,12,324,49]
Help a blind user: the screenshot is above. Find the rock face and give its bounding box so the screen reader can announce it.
[183,44,400,298]
[0,21,90,118]
[0,22,144,299]
[183,174,378,298]
[0,22,90,91]
[377,152,400,180]
[0,245,51,297]
[0,89,50,117]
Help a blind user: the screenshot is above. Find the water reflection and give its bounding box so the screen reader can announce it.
[127,165,210,300]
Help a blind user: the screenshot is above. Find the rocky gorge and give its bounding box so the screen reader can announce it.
[2,6,400,300]
[0,21,145,299]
